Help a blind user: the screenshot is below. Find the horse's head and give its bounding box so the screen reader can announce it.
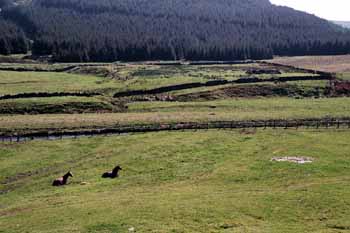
[66,171,73,177]
[113,165,122,173]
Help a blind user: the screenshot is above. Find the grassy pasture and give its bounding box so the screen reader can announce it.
[0,68,213,96]
[0,63,331,116]
[1,57,350,232]
[1,130,350,232]
[0,69,226,96]
[0,63,77,71]
[0,97,349,133]
[338,73,350,81]
[77,64,250,81]
[127,97,350,114]
[0,62,319,97]
[0,71,123,96]
[270,55,350,73]
[160,79,329,97]
[0,97,116,115]
[79,64,318,86]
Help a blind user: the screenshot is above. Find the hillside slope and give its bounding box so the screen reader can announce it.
[334,21,350,29]
[0,0,350,61]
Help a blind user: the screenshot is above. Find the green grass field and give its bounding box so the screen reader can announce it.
[0,62,332,116]
[0,71,123,96]
[1,129,350,232]
[0,67,230,96]
[0,63,320,97]
[128,97,348,114]
[338,73,350,81]
[0,69,231,96]
[1,58,350,232]
[0,97,349,133]
[0,97,116,115]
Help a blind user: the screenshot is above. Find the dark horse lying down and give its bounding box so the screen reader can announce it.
[102,165,122,178]
[52,171,73,186]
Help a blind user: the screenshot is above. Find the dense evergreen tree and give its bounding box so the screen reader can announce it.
[0,0,350,61]
[0,0,29,54]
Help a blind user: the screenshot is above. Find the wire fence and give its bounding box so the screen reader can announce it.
[1,118,350,143]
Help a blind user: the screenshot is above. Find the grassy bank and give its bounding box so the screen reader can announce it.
[0,97,349,133]
[0,97,116,115]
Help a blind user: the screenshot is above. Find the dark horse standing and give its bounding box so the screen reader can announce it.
[52,171,73,186]
[102,165,122,178]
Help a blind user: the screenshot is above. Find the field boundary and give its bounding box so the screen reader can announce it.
[1,118,349,142]
[0,63,112,73]
[0,65,77,73]
[0,60,336,75]
[113,75,332,98]
[258,61,335,76]
[0,92,101,100]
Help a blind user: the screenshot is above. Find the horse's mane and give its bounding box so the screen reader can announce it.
[64,172,72,177]
[112,166,121,173]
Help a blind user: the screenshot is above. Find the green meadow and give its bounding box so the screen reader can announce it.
[1,60,350,232]
[1,130,350,232]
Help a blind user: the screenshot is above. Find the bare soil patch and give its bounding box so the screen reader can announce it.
[332,81,350,96]
[0,206,34,217]
[271,157,314,164]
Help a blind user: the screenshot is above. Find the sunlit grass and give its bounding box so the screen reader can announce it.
[1,130,350,232]
[0,97,349,132]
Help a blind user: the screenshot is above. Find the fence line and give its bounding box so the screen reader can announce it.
[1,118,350,143]
[0,91,101,100]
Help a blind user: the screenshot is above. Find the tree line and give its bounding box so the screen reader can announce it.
[1,0,350,61]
